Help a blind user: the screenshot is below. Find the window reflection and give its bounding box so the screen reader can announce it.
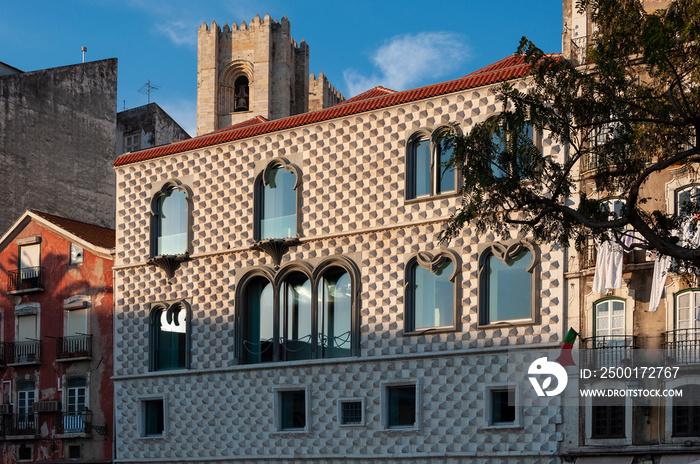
[157,189,188,255]
[318,268,352,357]
[261,167,297,239]
[484,250,532,323]
[410,260,454,330]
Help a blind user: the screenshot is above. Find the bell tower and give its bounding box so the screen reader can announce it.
[196,14,310,136]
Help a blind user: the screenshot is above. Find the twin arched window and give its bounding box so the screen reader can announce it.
[239,260,358,364]
[406,128,457,199]
[150,181,192,257]
[478,241,539,326]
[405,251,461,333]
[149,301,191,371]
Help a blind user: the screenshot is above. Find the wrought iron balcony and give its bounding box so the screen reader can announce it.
[664,328,700,364]
[56,410,92,435]
[0,342,6,366]
[6,340,41,365]
[3,413,36,436]
[581,335,638,368]
[56,334,92,360]
[7,266,44,293]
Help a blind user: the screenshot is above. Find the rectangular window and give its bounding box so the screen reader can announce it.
[124,132,141,153]
[592,400,625,439]
[387,385,416,428]
[17,444,32,461]
[490,389,516,425]
[280,390,306,430]
[340,400,363,425]
[18,243,41,287]
[68,445,81,459]
[143,399,164,437]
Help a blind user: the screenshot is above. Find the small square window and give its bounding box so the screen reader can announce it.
[340,400,363,425]
[68,445,81,459]
[124,132,141,153]
[70,243,84,264]
[17,444,32,461]
[280,390,306,430]
[592,399,625,439]
[490,388,516,424]
[143,399,164,437]
[387,385,416,428]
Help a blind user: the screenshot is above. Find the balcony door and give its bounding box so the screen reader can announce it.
[676,291,700,332]
[19,244,40,286]
[17,381,35,431]
[64,378,87,433]
[595,299,625,343]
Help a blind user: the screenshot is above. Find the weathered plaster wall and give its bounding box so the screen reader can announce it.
[0,59,118,230]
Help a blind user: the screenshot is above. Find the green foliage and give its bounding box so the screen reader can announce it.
[440,0,700,265]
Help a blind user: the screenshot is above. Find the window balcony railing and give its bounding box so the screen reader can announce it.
[56,334,92,360]
[581,335,638,368]
[7,267,44,293]
[6,340,41,365]
[571,35,590,66]
[3,413,36,436]
[56,410,92,435]
[664,328,700,364]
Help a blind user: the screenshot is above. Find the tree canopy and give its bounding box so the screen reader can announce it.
[440,0,700,265]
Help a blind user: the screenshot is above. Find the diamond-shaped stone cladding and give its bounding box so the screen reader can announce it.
[114,82,565,462]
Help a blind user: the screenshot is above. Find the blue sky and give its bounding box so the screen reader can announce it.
[1,0,563,136]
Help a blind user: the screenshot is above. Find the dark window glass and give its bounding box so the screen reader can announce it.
[437,144,455,193]
[144,399,164,436]
[491,389,516,424]
[387,385,416,428]
[592,400,625,438]
[673,385,700,437]
[409,260,454,330]
[283,274,312,361]
[408,138,431,198]
[243,278,274,364]
[153,304,188,370]
[261,167,297,239]
[341,401,363,425]
[483,250,532,324]
[280,390,306,430]
[318,268,352,358]
[157,189,188,255]
[18,444,32,461]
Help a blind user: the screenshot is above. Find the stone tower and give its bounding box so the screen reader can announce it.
[197,14,313,136]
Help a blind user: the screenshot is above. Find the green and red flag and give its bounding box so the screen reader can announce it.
[555,328,578,367]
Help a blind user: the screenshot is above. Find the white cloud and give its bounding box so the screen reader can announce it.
[344,32,469,97]
[155,20,198,48]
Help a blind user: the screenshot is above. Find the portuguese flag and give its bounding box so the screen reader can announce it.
[555,328,578,367]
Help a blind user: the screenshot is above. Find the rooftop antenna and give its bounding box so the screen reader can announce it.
[138,80,160,104]
[81,47,87,63]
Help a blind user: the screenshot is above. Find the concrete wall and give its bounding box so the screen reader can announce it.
[0,59,118,230]
[116,103,190,155]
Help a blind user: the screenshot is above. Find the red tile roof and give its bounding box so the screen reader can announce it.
[335,86,396,106]
[114,53,559,168]
[30,210,115,250]
[200,116,268,136]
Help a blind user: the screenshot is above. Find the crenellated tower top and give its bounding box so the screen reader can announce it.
[196,14,342,136]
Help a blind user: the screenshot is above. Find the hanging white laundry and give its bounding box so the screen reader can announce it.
[592,240,624,294]
[648,253,672,312]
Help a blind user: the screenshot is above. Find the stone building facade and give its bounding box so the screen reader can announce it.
[196,15,344,136]
[116,103,190,155]
[112,51,568,463]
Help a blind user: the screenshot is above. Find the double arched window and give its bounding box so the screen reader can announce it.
[404,251,461,333]
[255,159,302,240]
[406,127,458,199]
[149,300,191,371]
[150,180,192,257]
[478,241,539,326]
[237,258,359,364]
